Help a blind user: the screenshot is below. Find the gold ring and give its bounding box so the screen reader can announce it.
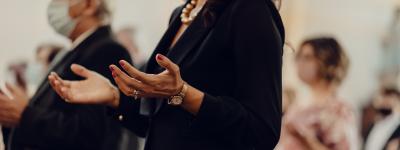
[133,89,140,99]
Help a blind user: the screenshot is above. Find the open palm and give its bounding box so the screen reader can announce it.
[48,64,119,107]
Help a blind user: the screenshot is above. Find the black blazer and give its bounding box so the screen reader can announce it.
[387,125,400,148]
[112,0,284,149]
[364,124,400,150]
[9,26,132,150]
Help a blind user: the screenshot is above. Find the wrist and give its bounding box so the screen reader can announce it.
[109,86,120,108]
[168,82,188,106]
[181,84,204,115]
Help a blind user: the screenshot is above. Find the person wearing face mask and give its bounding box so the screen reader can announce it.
[276,37,359,150]
[364,87,400,150]
[0,0,133,150]
[24,43,64,96]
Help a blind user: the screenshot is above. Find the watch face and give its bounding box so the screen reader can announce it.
[171,96,183,105]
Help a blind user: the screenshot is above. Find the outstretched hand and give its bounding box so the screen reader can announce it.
[110,54,184,99]
[48,64,120,108]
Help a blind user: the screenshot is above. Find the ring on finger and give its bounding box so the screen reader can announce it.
[132,89,141,100]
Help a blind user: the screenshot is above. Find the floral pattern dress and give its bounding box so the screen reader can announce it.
[276,97,357,150]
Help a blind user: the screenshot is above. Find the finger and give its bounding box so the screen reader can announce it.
[155,54,179,76]
[48,75,66,99]
[118,60,153,83]
[60,86,74,101]
[110,65,144,89]
[4,83,16,95]
[53,79,68,99]
[5,83,24,99]
[51,72,72,89]
[113,76,136,96]
[71,64,92,78]
[0,93,10,101]
[49,73,73,99]
[48,75,60,93]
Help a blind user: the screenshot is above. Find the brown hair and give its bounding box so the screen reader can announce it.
[299,37,350,84]
[381,87,400,98]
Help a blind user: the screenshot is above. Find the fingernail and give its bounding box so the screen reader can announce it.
[156,54,163,60]
[109,66,114,71]
[119,60,125,67]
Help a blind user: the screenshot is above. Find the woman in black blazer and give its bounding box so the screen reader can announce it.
[49,0,285,149]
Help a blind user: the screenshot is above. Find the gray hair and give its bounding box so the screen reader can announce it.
[95,0,114,24]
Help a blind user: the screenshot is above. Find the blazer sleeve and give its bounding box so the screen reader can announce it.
[88,42,150,138]
[16,41,136,148]
[189,0,284,149]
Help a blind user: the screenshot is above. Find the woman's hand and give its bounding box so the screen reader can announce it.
[111,54,184,99]
[48,64,120,108]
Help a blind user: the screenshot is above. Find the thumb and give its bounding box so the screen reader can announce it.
[71,64,92,78]
[155,54,179,76]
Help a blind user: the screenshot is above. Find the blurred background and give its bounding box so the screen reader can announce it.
[0,0,400,149]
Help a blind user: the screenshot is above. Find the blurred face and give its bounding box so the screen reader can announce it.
[373,94,400,117]
[47,0,98,37]
[296,44,320,85]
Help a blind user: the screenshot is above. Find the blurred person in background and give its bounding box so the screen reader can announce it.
[0,0,132,149]
[364,87,400,150]
[35,43,64,71]
[276,37,358,150]
[25,43,64,95]
[1,62,28,150]
[4,62,28,93]
[282,87,296,115]
[116,26,147,68]
[381,7,400,88]
[1,43,64,150]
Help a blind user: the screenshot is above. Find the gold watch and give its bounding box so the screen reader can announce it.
[168,83,188,106]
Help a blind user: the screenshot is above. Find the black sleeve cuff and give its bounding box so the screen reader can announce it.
[188,93,222,133]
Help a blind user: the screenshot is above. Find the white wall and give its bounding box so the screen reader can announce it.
[280,0,400,108]
[0,0,182,79]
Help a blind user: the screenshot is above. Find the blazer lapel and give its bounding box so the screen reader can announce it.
[29,51,75,105]
[166,8,215,66]
[29,26,111,105]
[139,5,185,116]
[151,7,219,115]
[144,7,184,74]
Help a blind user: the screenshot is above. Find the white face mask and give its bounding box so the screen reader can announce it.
[47,0,80,37]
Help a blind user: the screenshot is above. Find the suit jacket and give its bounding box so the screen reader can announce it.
[363,117,400,149]
[112,0,285,149]
[9,26,132,150]
[387,125,400,146]
[364,123,400,150]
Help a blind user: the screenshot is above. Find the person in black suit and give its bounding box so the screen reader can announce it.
[364,87,400,150]
[49,0,284,149]
[0,0,132,149]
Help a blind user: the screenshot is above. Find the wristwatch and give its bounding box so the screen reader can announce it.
[168,83,188,106]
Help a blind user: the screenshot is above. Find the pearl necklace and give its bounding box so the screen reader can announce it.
[180,0,202,25]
